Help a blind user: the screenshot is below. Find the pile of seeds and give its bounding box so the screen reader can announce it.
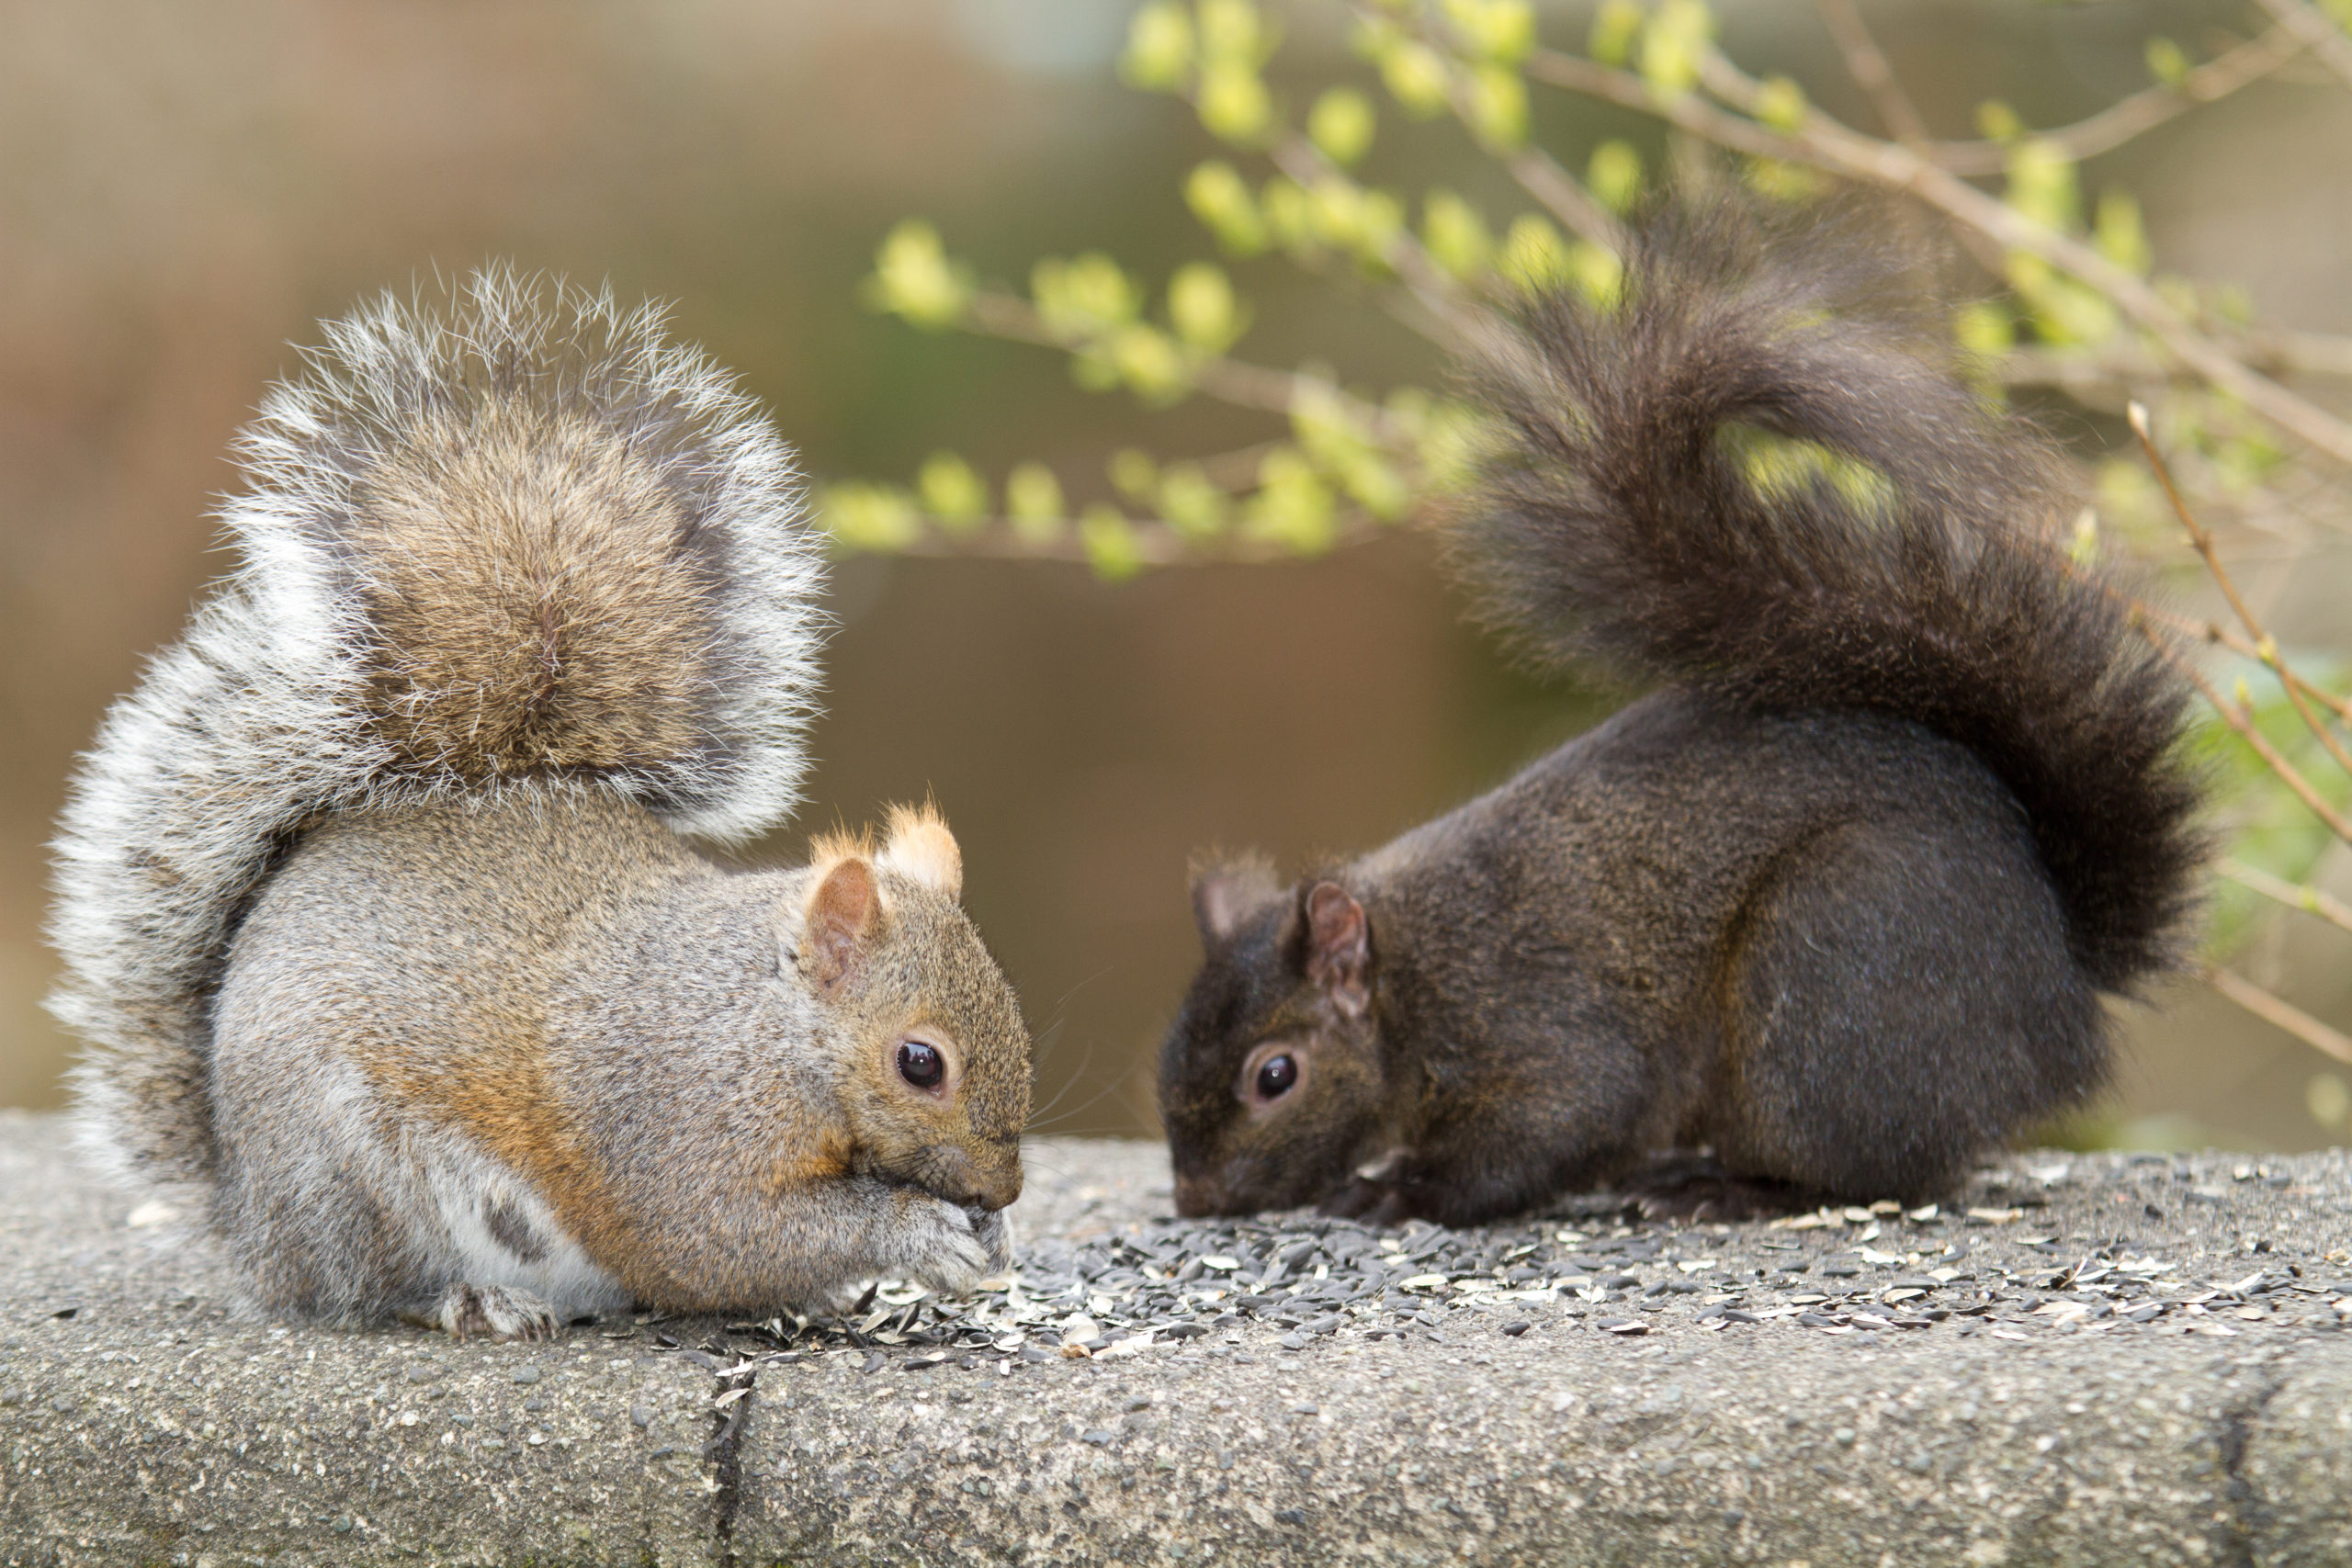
[650,1148,2352,1373]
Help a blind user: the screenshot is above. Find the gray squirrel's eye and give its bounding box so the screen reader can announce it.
[1255,1054,1297,1099]
[898,1039,944,1090]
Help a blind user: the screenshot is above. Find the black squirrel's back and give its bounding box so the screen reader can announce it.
[1159,202,2202,1224]
[1456,203,2199,991]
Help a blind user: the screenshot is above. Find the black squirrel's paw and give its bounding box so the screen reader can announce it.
[1318,1177,1413,1228]
[898,1195,996,1297]
[1616,1155,1820,1223]
[427,1282,562,1342]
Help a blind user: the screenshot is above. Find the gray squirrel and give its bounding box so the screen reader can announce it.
[1158,204,2204,1225]
[49,271,1031,1338]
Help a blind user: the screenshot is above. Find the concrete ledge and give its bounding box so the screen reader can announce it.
[5,1110,2350,1566]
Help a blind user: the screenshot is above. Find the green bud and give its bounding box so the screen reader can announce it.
[1109,448,1159,501]
[1379,39,1453,118]
[1421,188,1493,280]
[1754,74,1806,134]
[1033,253,1143,339]
[1243,446,1340,555]
[1198,0,1267,64]
[1005,462,1066,545]
[1308,87,1377,165]
[1587,141,1644,215]
[1951,299,2015,359]
[1639,0,1713,97]
[1197,62,1275,145]
[1974,100,2024,142]
[2068,507,2100,566]
[1185,162,1268,255]
[1353,189,1406,270]
[1742,156,1824,204]
[862,220,971,329]
[1111,323,1193,402]
[2095,190,2152,277]
[1589,0,1643,67]
[1565,240,1623,307]
[1464,64,1528,150]
[2143,36,2189,87]
[916,452,989,532]
[1444,0,1538,64]
[1261,176,1316,254]
[1120,1,1194,92]
[822,483,922,552]
[1498,212,1572,293]
[1080,505,1148,581]
[2004,139,2079,232]
[1158,461,1230,540]
[1169,262,1246,353]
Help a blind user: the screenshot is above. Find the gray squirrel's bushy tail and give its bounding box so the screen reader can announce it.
[1454,202,2201,992]
[49,268,824,1195]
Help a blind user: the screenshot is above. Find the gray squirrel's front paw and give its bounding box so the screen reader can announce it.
[897,1196,1006,1297]
[424,1282,562,1342]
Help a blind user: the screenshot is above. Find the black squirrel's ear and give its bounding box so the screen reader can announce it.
[803,855,881,993]
[1301,880,1371,1018]
[1190,853,1279,947]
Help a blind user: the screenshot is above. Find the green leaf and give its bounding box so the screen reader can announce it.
[1168,262,1247,353]
[1080,505,1148,580]
[1587,141,1644,215]
[1497,213,1572,292]
[2095,190,2152,277]
[916,452,989,533]
[1443,0,1537,65]
[1639,0,1713,98]
[1378,39,1453,118]
[2003,139,2080,232]
[1119,1,1195,92]
[1242,446,1340,554]
[1463,64,1528,150]
[1974,99,2024,143]
[822,482,923,551]
[1109,447,1159,501]
[861,220,972,329]
[1260,176,1316,255]
[1197,62,1276,145]
[1158,461,1230,540]
[1308,87,1377,165]
[2143,36,2189,87]
[1588,0,1643,68]
[1421,188,1493,280]
[1110,323,1193,403]
[1565,240,1623,307]
[1197,0,1270,66]
[1005,462,1067,545]
[1033,253,1144,339]
[1185,162,1269,255]
[1754,74,1806,134]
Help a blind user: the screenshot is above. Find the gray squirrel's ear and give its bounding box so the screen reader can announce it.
[803,855,881,993]
[1190,853,1280,947]
[1301,880,1371,1018]
[876,802,962,901]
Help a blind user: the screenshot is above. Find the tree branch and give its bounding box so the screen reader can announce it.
[1811,0,1931,146]
[1517,45,2352,468]
[2218,858,2352,940]
[2246,0,2352,91]
[2205,964,2352,1065]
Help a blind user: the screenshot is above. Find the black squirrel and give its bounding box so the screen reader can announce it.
[1157,205,2202,1226]
[50,272,1032,1337]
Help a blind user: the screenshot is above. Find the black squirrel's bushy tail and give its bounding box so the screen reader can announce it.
[1453,202,2201,991]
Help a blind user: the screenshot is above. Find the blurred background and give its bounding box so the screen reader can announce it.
[3,0,2348,1149]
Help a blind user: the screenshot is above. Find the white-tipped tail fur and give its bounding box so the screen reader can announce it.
[48,267,824,1199]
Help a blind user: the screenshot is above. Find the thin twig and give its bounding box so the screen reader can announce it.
[1503,147,1627,249]
[2150,631,2352,841]
[1924,22,2307,176]
[1997,331,2352,389]
[1811,0,1931,146]
[1517,45,2352,467]
[2217,858,2352,939]
[962,291,1406,439]
[2129,400,2352,780]
[2247,0,2352,90]
[2204,964,2352,1065]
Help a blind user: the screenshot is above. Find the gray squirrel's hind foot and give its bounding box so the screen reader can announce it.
[406,1282,563,1342]
[1613,1154,1824,1223]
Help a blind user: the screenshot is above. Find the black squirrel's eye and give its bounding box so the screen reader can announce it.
[1256,1054,1297,1099]
[898,1040,944,1090]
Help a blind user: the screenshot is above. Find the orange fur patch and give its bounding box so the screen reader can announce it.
[877,802,962,900]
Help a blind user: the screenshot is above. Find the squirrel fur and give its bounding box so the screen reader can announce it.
[50,270,1030,1336]
[1158,205,2202,1226]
